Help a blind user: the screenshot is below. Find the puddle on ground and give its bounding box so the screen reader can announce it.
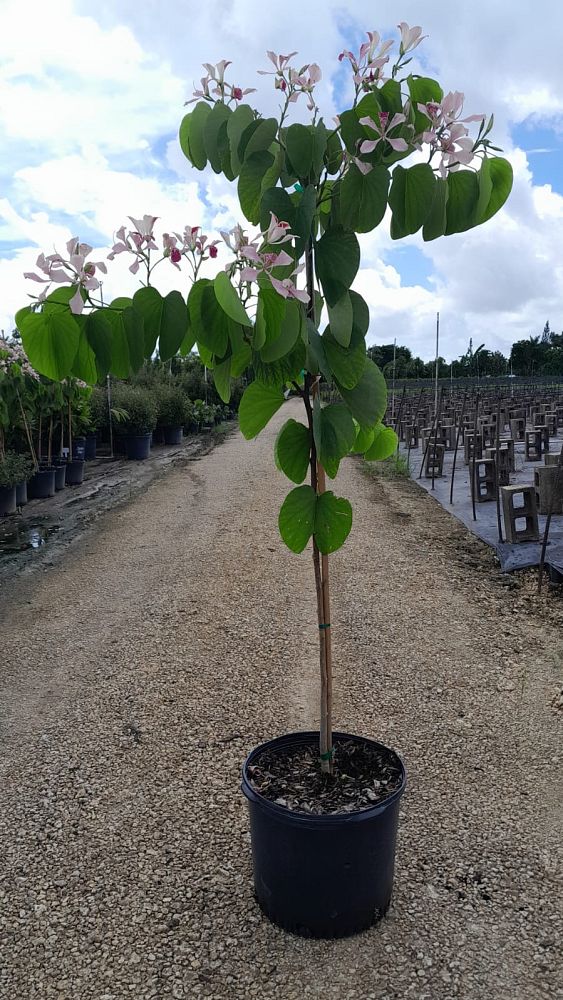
[0,520,60,555]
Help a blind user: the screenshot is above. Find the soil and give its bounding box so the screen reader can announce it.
[247,737,403,814]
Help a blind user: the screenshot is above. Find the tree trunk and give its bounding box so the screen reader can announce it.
[304,239,334,775]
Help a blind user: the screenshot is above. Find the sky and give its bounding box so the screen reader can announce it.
[1,0,562,363]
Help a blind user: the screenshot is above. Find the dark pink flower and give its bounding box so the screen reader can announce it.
[170,247,182,263]
[208,245,218,259]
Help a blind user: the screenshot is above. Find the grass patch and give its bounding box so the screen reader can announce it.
[364,452,411,480]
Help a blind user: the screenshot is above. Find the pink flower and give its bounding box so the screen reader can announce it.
[359,112,409,154]
[397,22,426,56]
[170,247,182,264]
[209,245,218,259]
[262,213,293,245]
[24,239,106,314]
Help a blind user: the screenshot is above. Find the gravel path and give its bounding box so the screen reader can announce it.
[0,398,561,1000]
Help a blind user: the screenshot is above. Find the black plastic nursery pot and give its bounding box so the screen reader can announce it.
[28,467,56,499]
[72,436,86,461]
[152,426,166,445]
[241,731,406,939]
[54,464,67,491]
[65,459,85,485]
[15,480,27,506]
[0,485,17,516]
[163,425,183,445]
[84,434,97,461]
[126,433,151,461]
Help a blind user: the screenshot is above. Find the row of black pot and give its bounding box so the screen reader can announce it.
[0,456,86,516]
[114,425,184,461]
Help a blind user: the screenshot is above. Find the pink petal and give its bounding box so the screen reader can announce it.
[68,286,84,315]
[359,139,378,154]
[388,137,408,151]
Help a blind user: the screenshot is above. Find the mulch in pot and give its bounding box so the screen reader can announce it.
[247,737,403,816]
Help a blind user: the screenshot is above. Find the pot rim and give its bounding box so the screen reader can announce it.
[241,729,406,825]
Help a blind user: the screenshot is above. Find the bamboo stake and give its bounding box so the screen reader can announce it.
[470,391,480,521]
[17,390,37,469]
[449,390,467,505]
[494,394,504,542]
[431,387,443,491]
[406,387,424,471]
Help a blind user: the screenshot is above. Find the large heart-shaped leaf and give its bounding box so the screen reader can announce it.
[364,423,398,460]
[239,381,285,439]
[323,325,366,389]
[338,358,387,428]
[340,164,390,233]
[227,104,255,176]
[315,229,360,307]
[203,101,231,173]
[260,299,302,362]
[445,170,480,235]
[314,491,353,554]
[327,292,353,348]
[474,156,513,226]
[278,484,317,553]
[179,101,211,170]
[84,310,112,380]
[132,286,188,360]
[20,311,80,380]
[275,419,311,483]
[239,150,275,223]
[389,163,436,238]
[214,271,252,326]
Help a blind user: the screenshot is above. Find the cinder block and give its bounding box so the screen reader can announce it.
[501,485,539,543]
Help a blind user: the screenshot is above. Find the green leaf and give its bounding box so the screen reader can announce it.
[327,292,353,348]
[352,424,375,453]
[317,403,357,466]
[239,381,285,439]
[72,322,98,384]
[179,311,196,356]
[132,286,188,360]
[15,305,32,331]
[261,299,302,362]
[84,310,112,380]
[286,123,315,179]
[323,325,366,389]
[474,157,513,225]
[325,130,343,174]
[314,491,353,553]
[179,101,211,170]
[337,358,387,428]
[199,285,230,357]
[364,423,398,460]
[422,175,448,241]
[252,339,305,387]
[378,79,403,115]
[213,356,232,403]
[255,284,287,348]
[203,101,231,173]
[306,324,331,381]
[278,484,316,553]
[389,163,436,238]
[227,104,255,176]
[214,271,252,326]
[274,419,311,483]
[20,311,79,380]
[315,228,360,306]
[339,108,365,155]
[260,186,295,235]
[340,163,390,233]
[407,76,444,135]
[238,150,275,223]
[445,170,480,235]
[349,290,370,337]
[292,184,317,255]
[240,117,278,161]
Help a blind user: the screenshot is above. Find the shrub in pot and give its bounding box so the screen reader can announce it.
[155,386,188,444]
[0,452,34,514]
[177,25,512,937]
[113,384,157,460]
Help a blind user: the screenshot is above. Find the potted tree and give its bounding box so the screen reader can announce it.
[112,384,158,460]
[177,24,513,936]
[155,385,187,444]
[16,19,512,940]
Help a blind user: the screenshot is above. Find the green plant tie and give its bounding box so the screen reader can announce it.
[320,748,334,761]
[318,622,331,629]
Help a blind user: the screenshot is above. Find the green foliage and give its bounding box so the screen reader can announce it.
[0,451,34,487]
[111,383,158,435]
[274,419,311,483]
[278,485,353,554]
[155,386,189,427]
[238,381,285,439]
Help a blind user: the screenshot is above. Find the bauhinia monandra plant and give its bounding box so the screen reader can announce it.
[18,21,513,774]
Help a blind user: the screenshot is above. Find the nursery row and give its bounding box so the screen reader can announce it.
[0,344,242,516]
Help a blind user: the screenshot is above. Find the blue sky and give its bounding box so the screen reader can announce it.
[1,0,562,362]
